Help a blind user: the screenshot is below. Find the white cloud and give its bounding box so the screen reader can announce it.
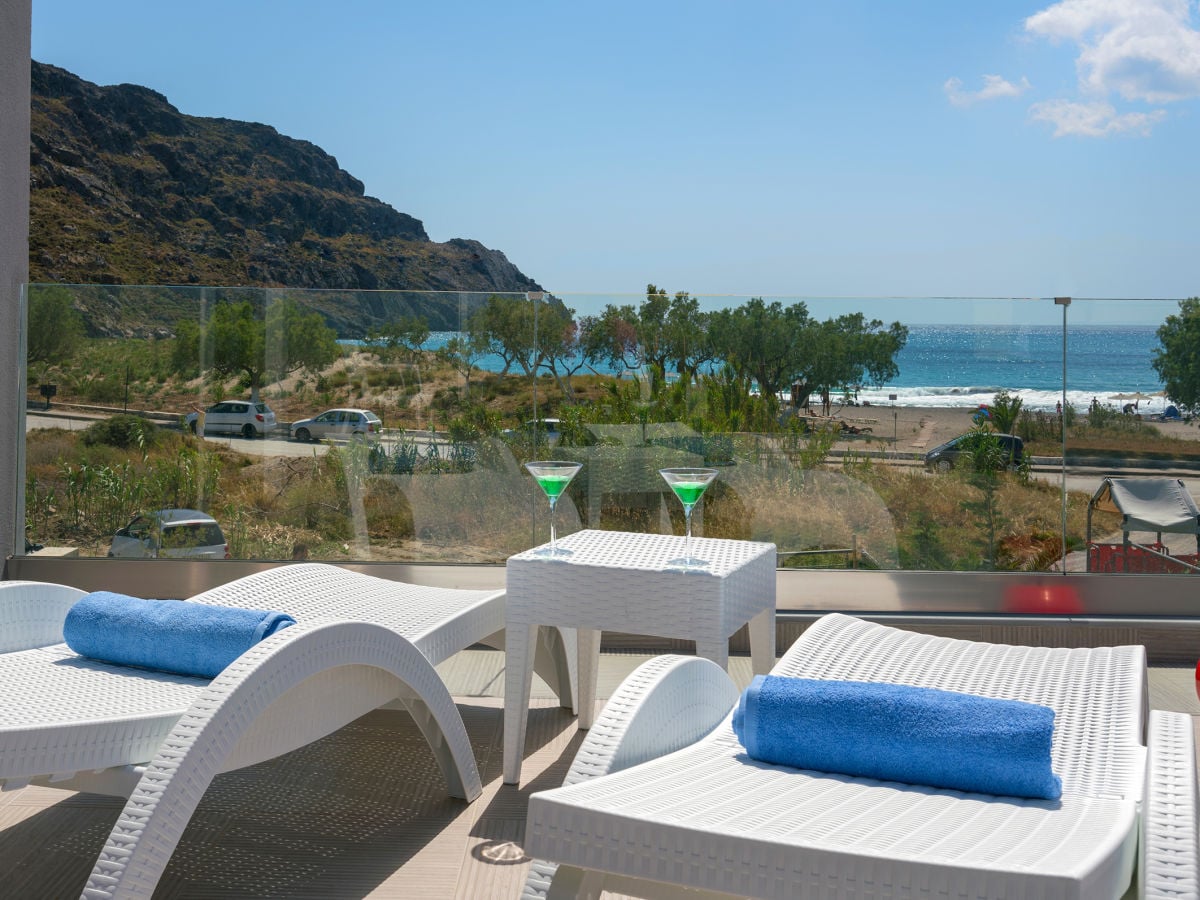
[944,74,1032,107]
[1025,0,1200,104]
[1028,98,1167,136]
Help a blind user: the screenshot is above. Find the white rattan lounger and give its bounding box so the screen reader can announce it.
[524,612,1199,900]
[0,563,574,900]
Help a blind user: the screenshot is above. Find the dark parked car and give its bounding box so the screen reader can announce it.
[924,433,1024,473]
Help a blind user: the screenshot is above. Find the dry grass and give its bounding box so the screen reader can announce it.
[25,411,1126,571]
[860,464,1116,570]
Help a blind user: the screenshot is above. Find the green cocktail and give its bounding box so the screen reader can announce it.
[659,467,719,568]
[536,474,573,499]
[669,481,708,507]
[524,460,583,556]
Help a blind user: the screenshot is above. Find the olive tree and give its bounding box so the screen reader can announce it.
[172,297,338,400]
[1153,297,1200,414]
[26,286,84,364]
[469,294,541,376]
[580,286,714,395]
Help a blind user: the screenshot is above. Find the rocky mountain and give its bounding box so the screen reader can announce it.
[29,61,541,336]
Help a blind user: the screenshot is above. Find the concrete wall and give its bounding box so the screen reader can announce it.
[0,0,32,560]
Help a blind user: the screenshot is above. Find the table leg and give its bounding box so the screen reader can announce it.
[694,636,730,672]
[503,622,538,785]
[576,628,601,729]
[748,606,776,675]
[534,625,577,712]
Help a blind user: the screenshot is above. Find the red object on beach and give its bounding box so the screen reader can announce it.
[1195,659,1200,704]
[1003,583,1083,615]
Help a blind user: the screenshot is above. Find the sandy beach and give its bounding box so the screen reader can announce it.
[821,403,1199,454]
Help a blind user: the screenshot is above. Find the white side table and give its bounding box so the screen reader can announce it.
[503,529,776,785]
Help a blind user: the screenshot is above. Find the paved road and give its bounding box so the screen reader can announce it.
[26,410,1200,494]
[27,411,323,457]
[26,411,93,432]
[197,431,448,459]
[1032,469,1200,500]
[26,411,449,459]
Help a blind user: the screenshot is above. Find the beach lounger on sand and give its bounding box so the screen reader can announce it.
[0,563,574,899]
[523,613,1198,900]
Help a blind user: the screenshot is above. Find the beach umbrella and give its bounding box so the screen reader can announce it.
[1112,391,1154,401]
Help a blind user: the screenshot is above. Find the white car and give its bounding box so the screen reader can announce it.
[107,509,229,559]
[185,400,277,439]
[291,408,382,442]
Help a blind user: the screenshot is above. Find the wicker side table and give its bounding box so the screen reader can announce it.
[503,529,776,784]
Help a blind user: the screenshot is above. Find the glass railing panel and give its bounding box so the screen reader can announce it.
[19,286,1198,575]
[1063,297,1200,575]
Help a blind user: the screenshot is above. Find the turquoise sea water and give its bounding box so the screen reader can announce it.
[855,324,1165,413]
[355,323,1165,414]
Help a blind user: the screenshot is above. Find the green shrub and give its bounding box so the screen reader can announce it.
[989,390,1023,434]
[81,414,159,450]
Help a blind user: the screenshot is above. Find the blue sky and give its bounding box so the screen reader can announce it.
[30,0,1200,316]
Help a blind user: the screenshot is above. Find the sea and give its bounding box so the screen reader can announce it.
[365,324,1167,415]
[852,324,1166,414]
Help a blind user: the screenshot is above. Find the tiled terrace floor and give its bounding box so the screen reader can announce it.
[1,650,1197,899]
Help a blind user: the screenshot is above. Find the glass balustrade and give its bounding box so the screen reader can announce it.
[16,285,1199,586]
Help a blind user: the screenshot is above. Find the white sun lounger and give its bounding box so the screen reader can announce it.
[524,612,1199,900]
[0,563,574,900]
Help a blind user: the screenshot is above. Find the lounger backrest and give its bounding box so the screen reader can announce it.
[187,563,504,662]
[780,614,1147,799]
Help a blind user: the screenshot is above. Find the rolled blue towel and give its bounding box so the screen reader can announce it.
[63,591,296,679]
[732,675,1061,800]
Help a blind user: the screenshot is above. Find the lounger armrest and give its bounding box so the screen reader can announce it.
[524,656,739,900]
[564,654,739,787]
[0,581,85,652]
[1141,709,1199,899]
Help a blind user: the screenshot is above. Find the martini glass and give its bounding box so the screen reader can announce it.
[659,467,718,568]
[525,460,582,557]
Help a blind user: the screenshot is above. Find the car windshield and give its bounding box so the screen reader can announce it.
[254,403,271,414]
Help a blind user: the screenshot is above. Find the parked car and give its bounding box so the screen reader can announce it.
[290,408,383,442]
[924,433,1024,473]
[108,509,229,559]
[185,400,276,439]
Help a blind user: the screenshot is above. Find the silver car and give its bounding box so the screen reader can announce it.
[185,400,277,439]
[108,509,229,559]
[291,408,382,442]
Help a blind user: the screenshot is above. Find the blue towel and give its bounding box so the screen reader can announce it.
[63,591,296,679]
[732,675,1061,800]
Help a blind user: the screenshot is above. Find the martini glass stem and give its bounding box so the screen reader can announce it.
[548,497,558,555]
[684,503,694,565]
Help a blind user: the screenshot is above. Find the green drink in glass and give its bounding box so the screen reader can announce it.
[659,467,719,568]
[524,460,582,557]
